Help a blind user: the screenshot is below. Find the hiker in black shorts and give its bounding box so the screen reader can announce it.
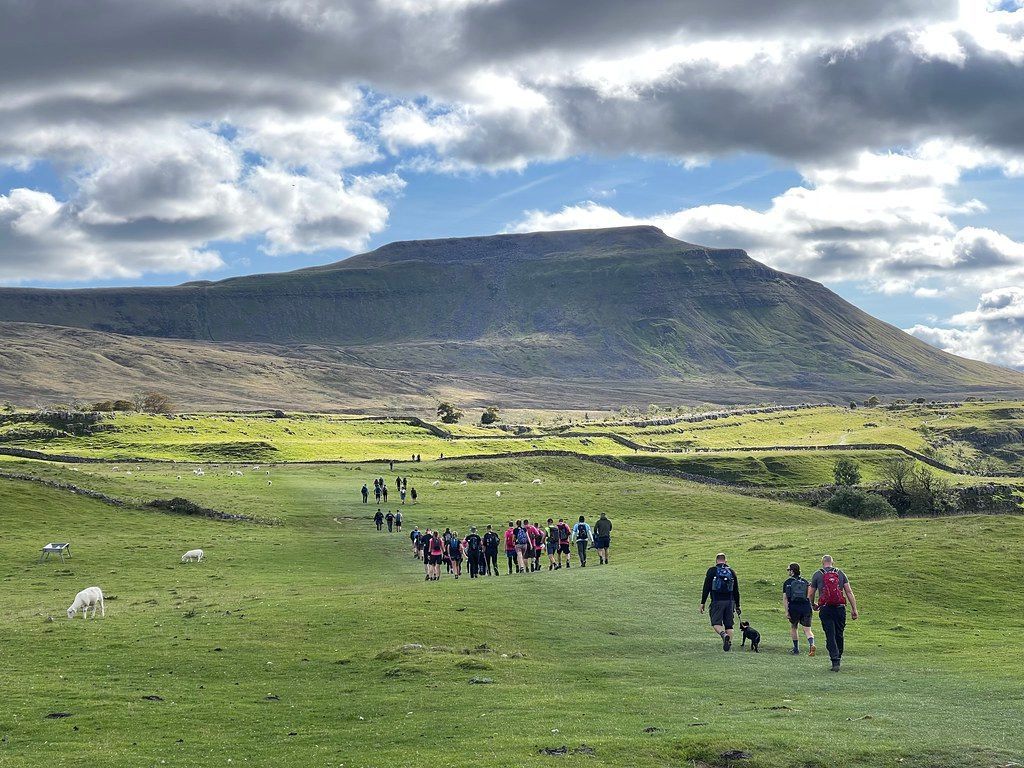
[594,512,612,564]
[483,525,500,576]
[782,562,816,656]
[546,518,559,570]
[700,553,740,651]
[556,518,571,569]
[809,555,859,671]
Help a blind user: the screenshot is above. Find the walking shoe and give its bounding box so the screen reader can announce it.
[830,662,840,672]
[723,635,731,652]
[791,648,799,655]
[808,645,816,657]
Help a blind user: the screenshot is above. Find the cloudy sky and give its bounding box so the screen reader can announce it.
[2,0,1024,368]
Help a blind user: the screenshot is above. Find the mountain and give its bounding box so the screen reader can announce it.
[1,226,1022,409]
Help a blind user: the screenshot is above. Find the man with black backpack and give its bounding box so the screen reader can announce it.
[782,562,816,656]
[808,554,859,671]
[464,527,483,578]
[700,553,741,651]
[483,525,500,576]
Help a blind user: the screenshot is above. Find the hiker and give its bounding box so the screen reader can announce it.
[448,532,464,578]
[382,483,388,503]
[503,521,518,574]
[700,553,741,651]
[410,526,421,558]
[410,487,418,504]
[464,527,483,578]
[782,562,816,656]
[546,518,559,570]
[400,486,407,504]
[385,510,395,532]
[389,460,394,471]
[523,519,540,572]
[483,525,500,576]
[556,518,572,568]
[395,510,403,532]
[594,512,612,564]
[809,555,859,671]
[395,476,401,493]
[373,509,384,531]
[572,516,592,567]
[531,521,545,572]
[426,530,444,581]
[374,482,381,504]
[513,520,530,574]
[361,484,369,504]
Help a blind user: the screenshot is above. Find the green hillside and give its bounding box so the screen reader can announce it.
[1,227,1021,409]
[3,454,1023,767]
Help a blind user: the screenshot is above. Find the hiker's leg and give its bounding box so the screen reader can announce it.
[819,606,840,663]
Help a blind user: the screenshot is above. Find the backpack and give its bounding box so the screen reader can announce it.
[711,564,734,594]
[467,535,481,552]
[818,569,846,606]
[515,528,529,546]
[532,530,544,546]
[786,576,810,603]
[558,524,570,542]
[449,540,461,557]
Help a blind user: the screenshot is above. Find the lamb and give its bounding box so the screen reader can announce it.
[181,549,204,563]
[67,587,104,620]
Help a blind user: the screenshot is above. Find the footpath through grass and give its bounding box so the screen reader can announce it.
[2,455,1023,767]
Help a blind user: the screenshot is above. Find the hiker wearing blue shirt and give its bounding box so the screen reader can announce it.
[573,516,592,567]
[700,553,741,651]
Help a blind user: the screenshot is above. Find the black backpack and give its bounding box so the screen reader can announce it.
[787,576,810,603]
[467,535,481,552]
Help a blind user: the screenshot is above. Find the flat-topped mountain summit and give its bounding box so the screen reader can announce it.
[1,226,1021,408]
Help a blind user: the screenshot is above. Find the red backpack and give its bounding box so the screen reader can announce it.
[818,568,846,606]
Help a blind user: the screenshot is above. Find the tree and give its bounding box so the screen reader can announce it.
[865,395,881,407]
[91,400,116,412]
[879,456,913,497]
[437,401,464,424]
[111,399,135,412]
[480,406,500,425]
[833,457,861,487]
[142,392,174,414]
[906,466,952,516]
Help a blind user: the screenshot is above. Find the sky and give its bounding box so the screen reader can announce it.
[2,0,1024,368]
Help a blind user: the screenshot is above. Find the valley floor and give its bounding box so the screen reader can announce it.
[2,453,1023,767]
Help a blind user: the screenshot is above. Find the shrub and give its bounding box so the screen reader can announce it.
[824,488,897,519]
[865,395,881,407]
[111,400,135,412]
[480,406,500,425]
[91,401,116,412]
[833,457,861,487]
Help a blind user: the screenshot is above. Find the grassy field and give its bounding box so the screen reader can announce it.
[2,449,1024,767]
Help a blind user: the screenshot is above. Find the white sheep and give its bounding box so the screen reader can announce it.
[532,478,542,484]
[431,480,440,487]
[460,480,468,486]
[252,465,260,471]
[181,549,204,563]
[67,587,104,620]
[495,491,502,497]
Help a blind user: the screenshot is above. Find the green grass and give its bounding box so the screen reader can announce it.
[2,453,1024,767]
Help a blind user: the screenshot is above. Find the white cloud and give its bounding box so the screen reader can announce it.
[908,286,1024,369]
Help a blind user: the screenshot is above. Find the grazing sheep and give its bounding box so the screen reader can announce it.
[252,465,260,471]
[181,549,204,563]
[532,479,542,484]
[495,491,502,497]
[431,480,441,487]
[67,587,104,620]
[460,480,468,486]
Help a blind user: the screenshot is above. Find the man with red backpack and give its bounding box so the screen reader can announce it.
[808,554,859,671]
[555,518,572,569]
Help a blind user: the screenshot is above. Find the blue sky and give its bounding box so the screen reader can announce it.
[2,0,1024,367]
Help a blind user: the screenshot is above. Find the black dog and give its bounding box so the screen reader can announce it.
[739,620,760,652]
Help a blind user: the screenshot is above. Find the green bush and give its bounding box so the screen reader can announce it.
[824,488,897,520]
[833,457,861,487]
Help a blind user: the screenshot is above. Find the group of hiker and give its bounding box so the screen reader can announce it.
[408,514,613,580]
[362,476,417,506]
[700,552,858,671]
[373,508,403,532]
